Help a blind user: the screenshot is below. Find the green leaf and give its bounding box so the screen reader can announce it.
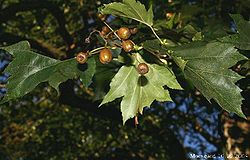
[0,41,96,103]
[93,60,119,101]
[100,54,182,124]
[172,41,247,118]
[79,57,96,87]
[100,0,154,27]
[219,14,250,50]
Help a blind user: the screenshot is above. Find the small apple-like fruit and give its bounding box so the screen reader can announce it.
[122,40,134,52]
[102,26,110,34]
[99,48,112,64]
[97,13,106,21]
[166,12,174,19]
[117,27,131,40]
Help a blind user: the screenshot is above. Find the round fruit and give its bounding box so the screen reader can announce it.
[130,28,138,34]
[137,63,149,75]
[117,27,131,40]
[97,13,106,21]
[166,12,174,19]
[99,48,112,64]
[76,52,88,64]
[102,26,110,33]
[122,40,134,52]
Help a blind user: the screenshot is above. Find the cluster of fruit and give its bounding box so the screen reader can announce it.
[76,14,149,75]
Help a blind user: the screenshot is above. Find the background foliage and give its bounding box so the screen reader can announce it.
[0,0,249,159]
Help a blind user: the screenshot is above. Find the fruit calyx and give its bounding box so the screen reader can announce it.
[137,63,149,75]
[76,52,88,64]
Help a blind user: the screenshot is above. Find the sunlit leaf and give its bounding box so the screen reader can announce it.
[100,0,154,27]
[100,53,182,124]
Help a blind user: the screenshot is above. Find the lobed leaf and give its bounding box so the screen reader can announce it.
[100,53,182,124]
[0,41,96,104]
[172,42,247,118]
[143,39,247,118]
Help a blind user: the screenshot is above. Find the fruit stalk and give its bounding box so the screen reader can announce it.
[103,21,121,40]
[149,26,163,44]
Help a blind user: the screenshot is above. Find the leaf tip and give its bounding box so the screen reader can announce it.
[235,108,247,119]
[99,99,107,108]
[122,117,130,125]
[122,112,135,125]
[98,103,103,108]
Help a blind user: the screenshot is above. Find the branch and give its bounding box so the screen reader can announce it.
[168,108,221,149]
[0,0,5,9]
[0,0,74,47]
[0,32,65,59]
[58,80,122,122]
[0,84,6,88]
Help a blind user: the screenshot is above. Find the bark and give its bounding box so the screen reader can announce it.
[221,113,250,160]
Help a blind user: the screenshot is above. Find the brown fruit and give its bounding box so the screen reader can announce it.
[100,26,110,36]
[102,26,110,33]
[166,12,174,19]
[117,27,131,40]
[97,13,106,21]
[137,63,149,75]
[130,28,138,34]
[122,40,134,52]
[99,48,112,64]
[76,52,88,64]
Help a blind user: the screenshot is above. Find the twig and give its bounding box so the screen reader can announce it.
[0,84,6,88]
[103,21,121,41]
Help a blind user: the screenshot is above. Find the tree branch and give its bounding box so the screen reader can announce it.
[58,80,122,122]
[0,32,65,59]
[0,0,74,47]
[168,108,222,149]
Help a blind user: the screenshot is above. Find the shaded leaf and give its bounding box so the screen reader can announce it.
[79,57,96,87]
[0,41,96,103]
[220,14,250,50]
[100,53,182,124]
